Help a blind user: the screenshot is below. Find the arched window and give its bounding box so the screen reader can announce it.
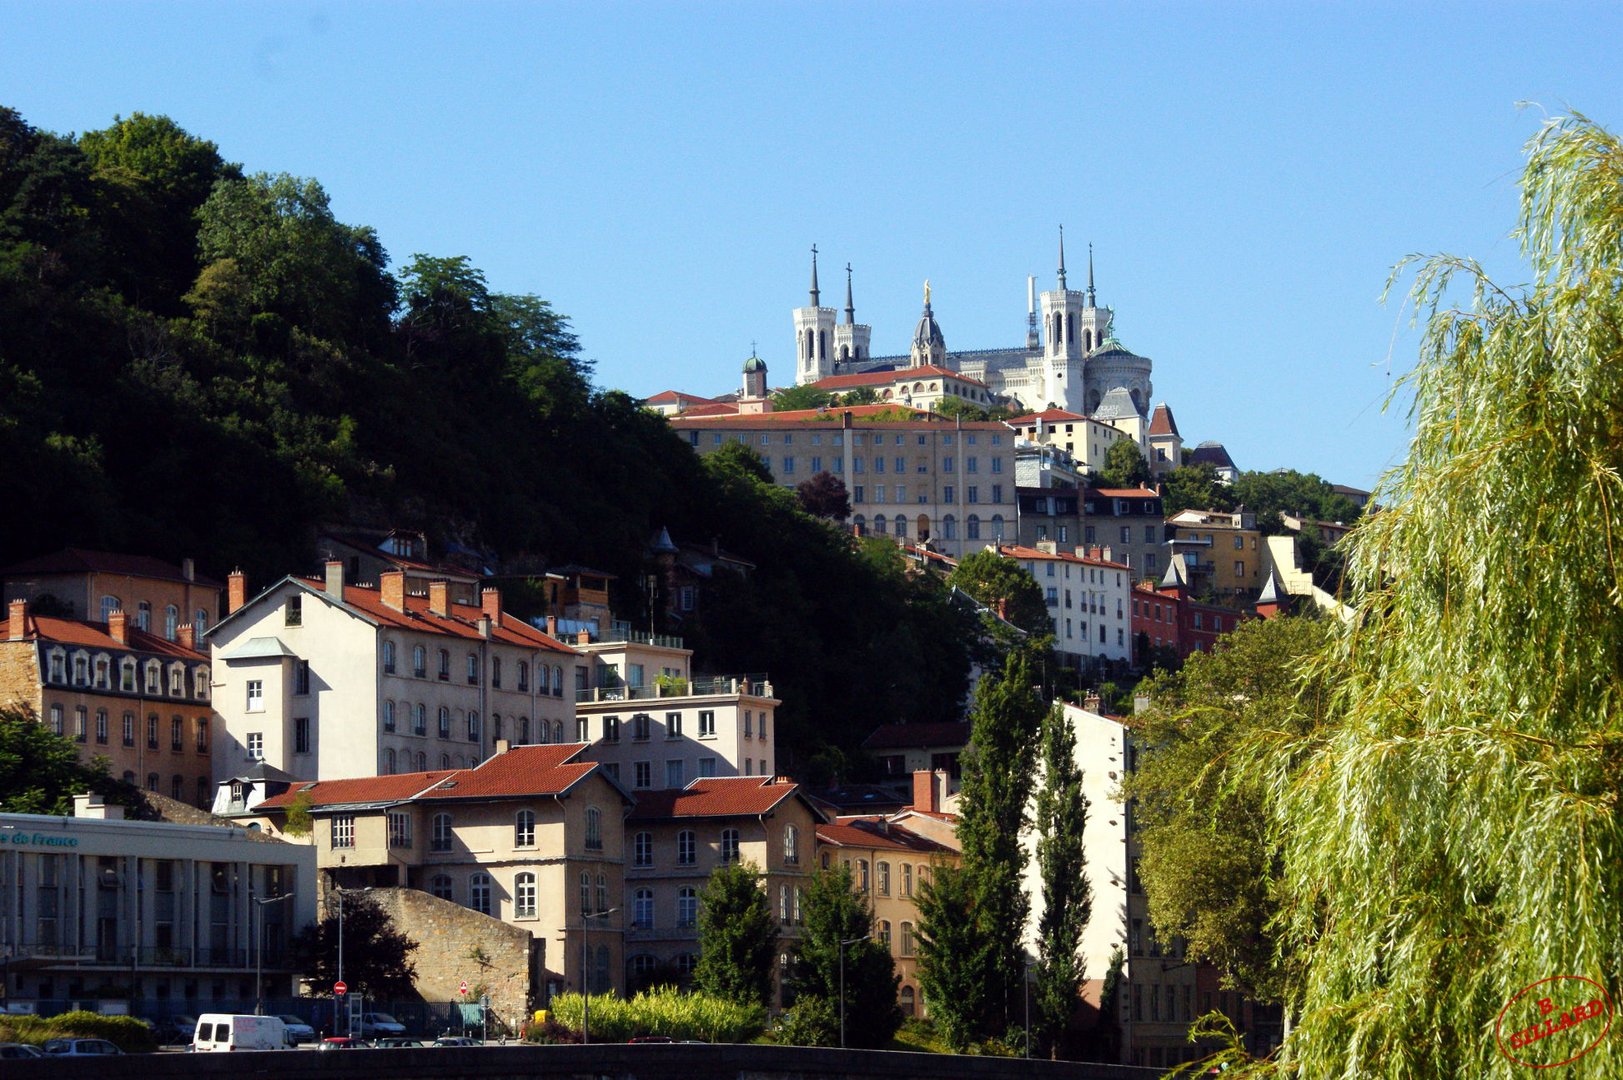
[493,714,503,742]
[783,824,799,865]
[991,514,1006,540]
[135,601,151,631]
[416,751,427,771]
[467,710,480,742]
[857,859,870,892]
[900,985,916,1016]
[677,886,698,928]
[579,872,591,915]
[596,873,608,912]
[585,806,602,850]
[967,514,981,540]
[430,874,454,901]
[878,861,891,896]
[440,753,450,769]
[515,809,536,847]
[552,665,564,696]
[101,595,120,623]
[414,703,427,735]
[878,919,892,947]
[874,516,887,535]
[916,514,931,541]
[438,706,451,738]
[146,772,159,791]
[385,748,397,773]
[902,863,913,897]
[164,605,179,641]
[383,700,396,732]
[437,649,450,680]
[942,514,957,540]
[533,718,544,744]
[382,640,396,674]
[194,608,208,641]
[490,656,501,687]
[633,887,654,929]
[468,653,480,684]
[412,645,426,677]
[853,514,866,535]
[517,661,528,691]
[515,872,538,918]
[469,873,492,915]
[901,921,915,957]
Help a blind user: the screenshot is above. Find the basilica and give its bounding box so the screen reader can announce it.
[792,231,1155,417]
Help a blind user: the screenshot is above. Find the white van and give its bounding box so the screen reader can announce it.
[192,1013,288,1052]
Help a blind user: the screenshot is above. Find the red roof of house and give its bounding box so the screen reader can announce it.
[816,819,955,854]
[1147,403,1180,437]
[1087,487,1160,499]
[1007,408,1088,424]
[628,776,803,821]
[995,543,1131,571]
[416,743,599,801]
[812,365,987,391]
[675,402,741,417]
[645,390,718,406]
[1,548,224,588]
[861,721,971,751]
[258,771,457,810]
[0,614,206,660]
[671,404,1007,429]
[286,579,578,655]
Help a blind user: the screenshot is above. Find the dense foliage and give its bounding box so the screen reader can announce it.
[1096,438,1152,489]
[0,104,974,771]
[0,706,146,815]
[0,1010,158,1053]
[792,865,903,1048]
[1032,704,1090,1058]
[289,889,418,1001]
[693,861,777,1008]
[544,987,766,1044]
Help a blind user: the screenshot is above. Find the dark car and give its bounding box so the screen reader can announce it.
[318,1036,368,1050]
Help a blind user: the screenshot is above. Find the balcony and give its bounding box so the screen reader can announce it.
[576,674,773,704]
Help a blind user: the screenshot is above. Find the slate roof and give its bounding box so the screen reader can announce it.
[1092,387,1141,421]
[1,548,224,588]
[1188,442,1237,470]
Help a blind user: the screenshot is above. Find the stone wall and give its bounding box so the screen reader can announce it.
[372,886,539,1028]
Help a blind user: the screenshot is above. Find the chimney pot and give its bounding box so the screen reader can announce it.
[481,586,501,624]
[178,624,196,650]
[380,570,406,611]
[109,609,128,645]
[8,598,28,640]
[912,769,943,814]
[227,570,247,614]
[428,580,450,617]
[325,559,345,602]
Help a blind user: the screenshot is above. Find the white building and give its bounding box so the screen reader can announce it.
[209,564,579,789]
[0,795,316,1009]
[992,542,1133,668]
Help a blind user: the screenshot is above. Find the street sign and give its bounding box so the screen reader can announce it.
[459,980,469,995]
[334,980,347,996]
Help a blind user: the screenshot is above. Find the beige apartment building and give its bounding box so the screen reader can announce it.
[1,548,223,644]
[209,564,579,785]
[247,742,631,1007]
[671,406,1019,558]
[1165,509,1263,602]
[2,599,214,805]
[623,777,826,1006]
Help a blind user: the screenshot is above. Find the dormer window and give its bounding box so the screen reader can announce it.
[146,660,161,694]
[93,654,111,689]
[119,658,136,692]
[169,663,184,696]
[47,649,65,683]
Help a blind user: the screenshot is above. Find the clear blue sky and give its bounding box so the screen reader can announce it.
[6,2,1620,491]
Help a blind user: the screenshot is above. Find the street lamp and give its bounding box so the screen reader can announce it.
[333,885,371,1036]
[254,893,294,1015]
[580,907,618,1044]
[837,935,866,1049]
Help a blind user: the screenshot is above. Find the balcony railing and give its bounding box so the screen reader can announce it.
[575,675,773,704]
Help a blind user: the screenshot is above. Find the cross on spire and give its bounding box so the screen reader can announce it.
[809,244,820,307]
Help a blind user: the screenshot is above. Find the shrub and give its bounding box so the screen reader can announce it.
[0,1011,158,1053]
[772,995,836,1047]
[547,987,766,1043]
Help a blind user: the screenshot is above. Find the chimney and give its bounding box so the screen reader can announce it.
[8,598,27,640]
[380,570,406,611]
[1083,690,1102,713]
[478,615,492,639]
[324,559,345,601]
[481,586,501,623]
[494,738,511,756]
[545,615,558,638]
[109,609,128,645]
[182,557,196,582]
[227,570,247,614]
[73,793,123,820]
[428,580,449,617]
[912,769,943,813]
[178,624,196,651]
[576,630,591,645]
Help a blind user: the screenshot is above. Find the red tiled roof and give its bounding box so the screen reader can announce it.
[628,776,801,821]
[861,721,970,751]
[1147,403,1180,437]
[288,579,578,655]
[1,548,224,588]
[1087,488,1160,498]
[645,390,718,406]
[259,771,456,810]
[815,819,955,854]
[812,365,987,391]
[671,404,1007,429]
[995,543,1131,570]
[0,614,206,660]
[1007,408,1088,424]
[676,402,741,417]
[417,743,599,801]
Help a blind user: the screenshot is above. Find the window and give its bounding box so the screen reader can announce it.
[432,813,453,851]
[516,660,529,691]
[902,863,913,897]
[586,806,602,850]
[857,858,870,892]
[634,831,653,867]
[467,710,480,742]
[632,713,650,741]
[1235,560,1245,576]
[146,772,159,791]
[698,756,716,777]
[73,651,90,685]
[384,700,396,732]
[437,649,450,681]
[412,645,426,677]
[294,716,310,754]
[246,732,264,761]
[332,814,355,848]
[677,886,698,928]
[389,811,412,848]
[794,886,804,925]
[576,716,589,741]
[118,658,135,692]
[665,711,683,738]
[743,710,753,738]
[163,604,179,640]
[698,710,715,737]
[665,759,684,788]
[878,920,892,947]
[634,761,652,788]
[196,715,209,753]
[967,514,981,539]
[967,456,978,474]
[294,659,311,695]
[633,887,654,929]
[720,828,740,864]
[782,823,800,865]
[470,873,492,915]
[490,655,502,688]
[515,809,536,847]
[991,483,1003,503]
[121,711,134,747]
[604,716,620,742]
[194,667,209,700]
[430,874,454,901]
[382,640,396,674]
[552,665,564,696]
[901,921,915,957]
[146,713,158,748]
[385,748,396,773]
[169,663,184,696]
[579,872,591,915]
[91,708,107,744]
[877,861,891,896]
[780,884,790,924]
[47,649,65,683]
[677,829,696,865]
[415,703,427,735]
[246,680,263,712]
[516,873,537,918]
[597,873,608,912]
[759,712,768,740]
[438,706,451,738]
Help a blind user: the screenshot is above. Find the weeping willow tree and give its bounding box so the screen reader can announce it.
[1247,113,1623,1078]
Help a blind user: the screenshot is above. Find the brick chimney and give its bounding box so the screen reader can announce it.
[1083,690,1103,713]
[428,580,450,617]
[108,609,128,645]
[8,598,27,640]
[324,559,345,602]
[545,615,558,638]
[912,769,943,814]
[227,570,247,614]
[380,570,406,611]
[481,586,501,624]
[178,624,196,650]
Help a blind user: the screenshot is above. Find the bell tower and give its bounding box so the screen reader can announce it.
[1037,226,1087,410]
[831,262,871,370]
[792,245,836,385]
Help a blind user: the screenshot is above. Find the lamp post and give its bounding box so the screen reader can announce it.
[837,936,865,1049]
[333,885,370,1036]
[254,893,294,1015]
[580,907,618,1044]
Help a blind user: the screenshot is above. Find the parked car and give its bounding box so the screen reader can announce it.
[371,1037,427,1048]
[277,1014,317,1045]
[432,1036,481,1047]
[42,1037,124,1055]
[164,1014,200,1044]
[358,1012,407,1037]
[318,1036,367,1051]
[0,1043,45,1058]
[193,1014,288,1052]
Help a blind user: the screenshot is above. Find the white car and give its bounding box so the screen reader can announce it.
[358,1011,406,1037]
[277,1014,317,1045]
[42,1037,124,1055]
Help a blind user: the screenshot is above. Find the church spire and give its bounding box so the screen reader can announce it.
[809,245,821,307]
[1087,242,1096,306]
[1057,225,1067,289]
[843,263,855,325]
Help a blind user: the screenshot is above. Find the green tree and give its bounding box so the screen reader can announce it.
[933,396,991,421]
[1096,438,1152,489]
[1158,463,1233,516]
[946,548,1050,639]
[913,864,985,1051]
[1243,112,1623,1078]
[839,386,879,405]
[1123,616,1334,1007]
[1228,469,1361,535]
[792,865,902,1048]
[0,706,143,815]
[705,440,775,487]
[290,889,418,1000]
[772,384,833,411]
[1032,704,1090,1058]
[694,861,777,1008]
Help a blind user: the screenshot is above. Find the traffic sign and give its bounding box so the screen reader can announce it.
[459,980,469,996]
[334,980,348,996]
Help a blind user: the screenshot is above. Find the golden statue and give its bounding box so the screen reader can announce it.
[924,279,931,306]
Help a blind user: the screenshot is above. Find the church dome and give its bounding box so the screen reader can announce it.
[913,306,945,351]
[743,354,767,374]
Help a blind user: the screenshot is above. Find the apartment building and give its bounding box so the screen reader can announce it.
[1132,565,1253,662]
[1082,487,1167,581]
[992,543,1133,668]
[1006,408,1135,478]
[209,564,579,784]
[2,599,214,806]
[1165,509,1263,602]
[623,777,826,1007]
[670,407,1018,559]
[1,548,223,643]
